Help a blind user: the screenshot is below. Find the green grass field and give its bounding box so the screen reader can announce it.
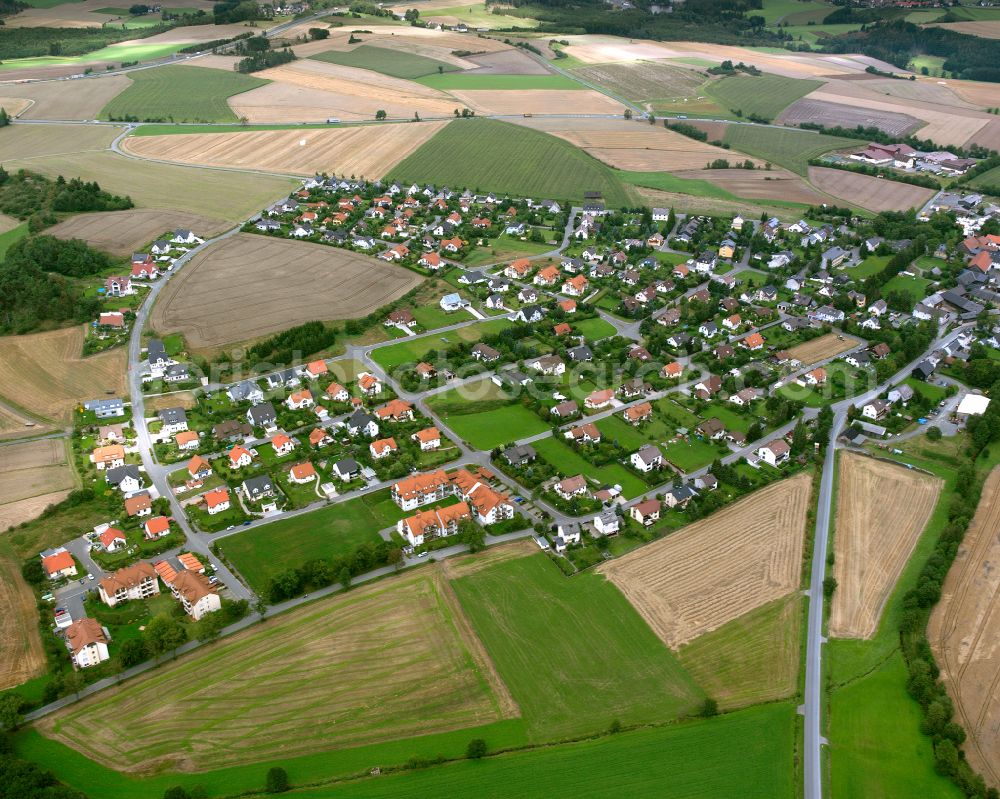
[421,2,539,27]
[100,64,268,123]
[722,125,857,175]
[452,553,704,739]
[428,394,549,450]
[622,169,737,200]
[311,44,458,79]
[18,700,794,799]
[882,274,931,304]
[291,703,797,798]
[416,73,581,90]
[218,492,396,591]
[759,0,830,25]
[968,164,1000,190]
[532,434,649,499]
[0,222,29,259]
[0,41,184,71]
[706,73,821,121]
[370,319,511,370]
[829,653,962,799]
[850,254,892,279]
[572,316,617,341]
[390,118,636,207]
[678,595,802,710]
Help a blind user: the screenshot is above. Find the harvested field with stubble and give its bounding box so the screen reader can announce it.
[0,438,75,533]
[40,571,515,772]
[0,123,117,162]
[0,555,45,691]
[230,59,457,122]
[46,209,229,257]
[149,234,423,351]
[0,326,126,423]
[1,151,297,220]
[786,332,861,364]
[121,121,448,179]
[599,474,812,648]
[808,167,936,213]
[450,88,621,116]
[779,98,922,137]
[929,468,1000,785]
[571,61,706,102]
[516,116,755,171]
[830,452,942,639]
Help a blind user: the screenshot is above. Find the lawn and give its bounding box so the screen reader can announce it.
[460,234,554,268]
[829,653,962,799]
[100,64,268,123]
[902,376,947,403]
[850,254,892,279]
[596,413,654,450]
[371,318,511,370]
[411,303,472,330]
[532,434,649,498]
[292,703,798,798]
[706,73,821,121]
[722,125,857,175]
[882,273,931,304]
[452,553,704,739]
[416,73,581,90]
[217,492,394,591]
[429,395,549,450]
[572,316,617,341]
[389,118,636,208]
[311,44,458,79]
[662,436,723,472]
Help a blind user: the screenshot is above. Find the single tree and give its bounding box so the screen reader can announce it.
[265,766,290,793]
[466,738,488,759]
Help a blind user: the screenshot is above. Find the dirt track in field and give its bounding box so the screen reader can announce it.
[47,209,229,257]
[785,333,861,365]
[929,468,1000,786]
[808,167,936,213]
[122,121,447,179]
[0,326,126,424]
[149,234,423,351]
[599,473,812,648]
[830,452,941,639]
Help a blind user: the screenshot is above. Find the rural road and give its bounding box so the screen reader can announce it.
[800,322,973,799]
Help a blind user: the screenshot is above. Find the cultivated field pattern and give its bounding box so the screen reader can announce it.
[929,468,1000,785]
[47,209,229,257]
[149,234,423,350]
[830,453,941,639]
[785,333,861,365]
[599,473,812,648]
[808,168,937,213]
[42,572,513,772]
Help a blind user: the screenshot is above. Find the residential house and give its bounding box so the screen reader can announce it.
[757,439,790,467]
[42,549,77,580]
[631,444,664,472]
[143,516,170,540]
[169,570,221,620]
[397,502,472,547]
[630,499,661,526]
[65,618,110,668]
[203,487,231,515]
[98,562,159,608]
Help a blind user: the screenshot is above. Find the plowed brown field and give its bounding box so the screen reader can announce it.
[786,333,861,365]
[0,555,45,691]
[830,453,941,639]
[599,473,812,648]
[808,167,936,213]
[122,121,447,179]
[929,467,1000,785]
[149,234,423,351]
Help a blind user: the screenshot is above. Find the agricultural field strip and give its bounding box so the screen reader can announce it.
[599,474,812,648]
[830,453,942,639]
[928,468,1000,784]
